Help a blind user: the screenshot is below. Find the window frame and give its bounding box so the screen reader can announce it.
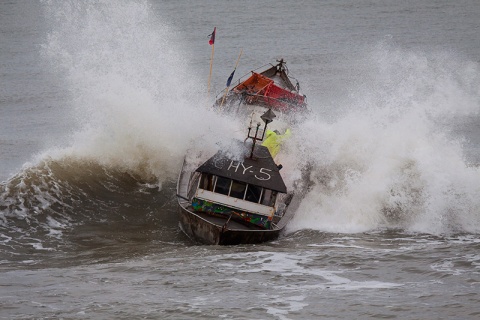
[198,174,277,207]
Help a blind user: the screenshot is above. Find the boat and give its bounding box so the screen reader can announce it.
[176,109,296,245]
[215,59,308,134]
[215,58,307,114]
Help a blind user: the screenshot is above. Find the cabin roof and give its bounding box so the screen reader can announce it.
[196,142,287,193]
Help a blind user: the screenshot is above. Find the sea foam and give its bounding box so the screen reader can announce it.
[286,44,480,235]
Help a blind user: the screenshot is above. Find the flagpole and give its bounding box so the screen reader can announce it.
[207,27,216,97]
[220,48,243,108]
[207,43,214,96]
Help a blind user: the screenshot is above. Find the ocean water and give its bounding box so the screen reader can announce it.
[1,0,480,319]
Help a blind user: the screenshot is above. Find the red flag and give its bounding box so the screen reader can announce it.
[208,27,216,45]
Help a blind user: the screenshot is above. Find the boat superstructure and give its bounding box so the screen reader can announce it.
[216,59,307,117]
[176,109,295,245]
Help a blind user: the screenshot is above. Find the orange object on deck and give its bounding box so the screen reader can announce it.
[234,72,305,111]
[234,73,273,95]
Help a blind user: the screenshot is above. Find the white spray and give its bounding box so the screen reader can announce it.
[286,44,480,235]
[41,0,241,183]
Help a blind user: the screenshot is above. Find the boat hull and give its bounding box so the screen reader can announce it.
[177,204,282,245]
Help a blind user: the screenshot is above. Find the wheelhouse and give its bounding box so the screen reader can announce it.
[189,142,287,228]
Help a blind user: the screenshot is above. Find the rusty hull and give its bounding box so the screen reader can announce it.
[177,205,282,245]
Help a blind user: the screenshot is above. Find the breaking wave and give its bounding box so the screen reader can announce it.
[40,0,240,178]
[286,44,480,235]
[1,0,241,259]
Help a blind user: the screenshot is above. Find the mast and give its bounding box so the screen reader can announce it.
[246,109,276,159]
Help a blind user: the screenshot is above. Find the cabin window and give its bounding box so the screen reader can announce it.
[245,184,262,203]
[261,189,277,207]
[230,180,247,199]
[200,173,215,191]
[199,174,276,207]
[214,176,231,195]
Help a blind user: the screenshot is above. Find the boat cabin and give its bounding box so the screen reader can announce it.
[191,143,287,229]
